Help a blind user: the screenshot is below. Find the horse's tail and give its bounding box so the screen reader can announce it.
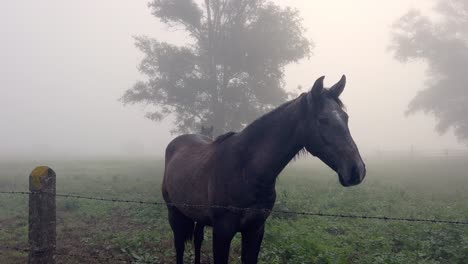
[193,222,204,244]
[178,222,205,244]
[182,221,205,244]
[183,223,194,243]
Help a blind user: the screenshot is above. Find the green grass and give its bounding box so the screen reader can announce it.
[1,157,467,263]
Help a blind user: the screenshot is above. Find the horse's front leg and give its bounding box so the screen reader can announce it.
[212,218,238,264]
[193,223,205,264]
[241,224,265,264]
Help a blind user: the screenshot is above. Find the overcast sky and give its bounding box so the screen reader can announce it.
[0,0,464,159]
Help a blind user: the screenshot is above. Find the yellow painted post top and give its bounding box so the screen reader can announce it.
[30,166,49,190]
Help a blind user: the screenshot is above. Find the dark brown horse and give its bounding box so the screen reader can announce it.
[162,75,366,264]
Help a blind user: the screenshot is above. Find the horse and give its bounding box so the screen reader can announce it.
[162,75,366,264]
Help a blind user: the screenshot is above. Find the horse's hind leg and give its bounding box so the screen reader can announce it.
[168,207,195,264]
[193,223,205,264]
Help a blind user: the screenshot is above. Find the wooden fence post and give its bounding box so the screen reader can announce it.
[29,166,56,264]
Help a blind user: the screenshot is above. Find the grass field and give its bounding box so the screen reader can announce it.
[1,156,467,263]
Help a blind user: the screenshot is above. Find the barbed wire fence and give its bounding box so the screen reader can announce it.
[1,191,468,226]
[1,164,468,263]
[2,190,468,263]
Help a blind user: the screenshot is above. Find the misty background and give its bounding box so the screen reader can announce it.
[1,0,465,159]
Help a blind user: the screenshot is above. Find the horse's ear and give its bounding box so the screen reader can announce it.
[308,76,325,103]
[329,75,346,98]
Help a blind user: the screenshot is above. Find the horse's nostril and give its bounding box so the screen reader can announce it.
[351,165,360,183]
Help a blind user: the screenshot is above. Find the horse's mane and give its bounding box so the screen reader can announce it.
[212,90,344,146]
[214,131,236,143]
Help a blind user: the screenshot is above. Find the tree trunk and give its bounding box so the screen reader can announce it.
[205,0,225,136]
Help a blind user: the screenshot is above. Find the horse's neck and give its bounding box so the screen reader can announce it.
[236,99,305,185]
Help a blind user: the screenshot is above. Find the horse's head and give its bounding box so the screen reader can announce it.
[200,125,214,138]
[302,75,366,187]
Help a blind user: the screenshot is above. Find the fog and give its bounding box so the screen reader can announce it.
[0,0,465,160]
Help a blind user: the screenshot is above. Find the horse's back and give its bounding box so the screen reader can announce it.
[164,134,213,179]
[165,134,212,162]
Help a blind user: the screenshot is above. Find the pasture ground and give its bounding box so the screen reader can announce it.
[1,156,467,263]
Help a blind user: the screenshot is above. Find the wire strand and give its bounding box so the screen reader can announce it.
[1,190,467,225]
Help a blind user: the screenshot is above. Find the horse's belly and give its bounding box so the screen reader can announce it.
[165,177,212,222]
[177,205,212,225]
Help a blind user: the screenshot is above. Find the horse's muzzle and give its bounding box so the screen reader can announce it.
[338,162,366,187]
